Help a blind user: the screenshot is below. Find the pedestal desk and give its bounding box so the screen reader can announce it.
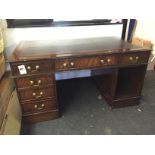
[8,37,151,123]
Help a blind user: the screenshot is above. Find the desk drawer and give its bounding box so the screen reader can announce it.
[11,60,52,76]
[21,98,57,114]
[15,74,55,89]
[23,109,59,123]
[55,55,117,71]
[18,86,56,102]
[120,52,150,65]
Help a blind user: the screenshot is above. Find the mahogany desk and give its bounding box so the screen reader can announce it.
[8,37,151,123]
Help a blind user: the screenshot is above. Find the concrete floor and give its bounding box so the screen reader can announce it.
[21,71,155,135]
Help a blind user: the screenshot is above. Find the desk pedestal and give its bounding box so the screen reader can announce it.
[94,65,147,108]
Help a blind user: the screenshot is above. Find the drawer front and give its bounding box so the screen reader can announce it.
[55,59,70,71]
[21,98,57,113]
[15,74,55,89]
[18,86,56,102]
[23,109,59,123]
[120,52,150,65]
[11,60,52,76]
[55,55,117,71]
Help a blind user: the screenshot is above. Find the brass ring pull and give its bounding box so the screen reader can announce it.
[27,65,40,72]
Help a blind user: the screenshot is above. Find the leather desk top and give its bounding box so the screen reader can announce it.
[8,37,151,62]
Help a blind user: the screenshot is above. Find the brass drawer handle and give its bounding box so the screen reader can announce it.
[27,65,40,72]
[34,104,45,110]
[129,56,139,62]
[40,91,43,95]
[100,58,111,64]
[32,92,36,96]
[32,91,43,98]
[63,63,67,67]
[34,80,42,87]
[107,58,111,63]
[70,62,74,67]
[30,80,34,85]
[35,65,40,70]
[100,59,105,64]
[30,80,42,87]
[129,56,134,61]
[27,66,31,70]
[34,104,38,108]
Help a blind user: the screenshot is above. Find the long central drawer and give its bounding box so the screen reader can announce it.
[55,55,117,71]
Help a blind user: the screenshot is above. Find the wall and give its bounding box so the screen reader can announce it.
[4,24,123,57]
[133,19,155,70]
[134,19,155,52]
[0,19,7,53]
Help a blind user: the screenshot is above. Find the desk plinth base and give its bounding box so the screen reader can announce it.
[23,109,59,123]
[96,83,141,108]
[104,96,140,109]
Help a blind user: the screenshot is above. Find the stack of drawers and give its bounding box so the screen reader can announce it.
[10,60,59,123]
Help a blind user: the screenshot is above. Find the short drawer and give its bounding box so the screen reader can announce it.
[21,98,57,114]
[23,109,59,123]
[11,60,52,76]
[18,86,56,102]
[55,55,117,71]
[15,74,55,89]
[120,52,150,65]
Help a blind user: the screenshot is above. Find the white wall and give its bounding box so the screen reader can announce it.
[5,24,123,46]
[133,19,155,70]
[3,23,123,58]
[134,19,155,53]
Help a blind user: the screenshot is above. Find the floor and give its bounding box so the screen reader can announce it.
[21,71,155,135]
